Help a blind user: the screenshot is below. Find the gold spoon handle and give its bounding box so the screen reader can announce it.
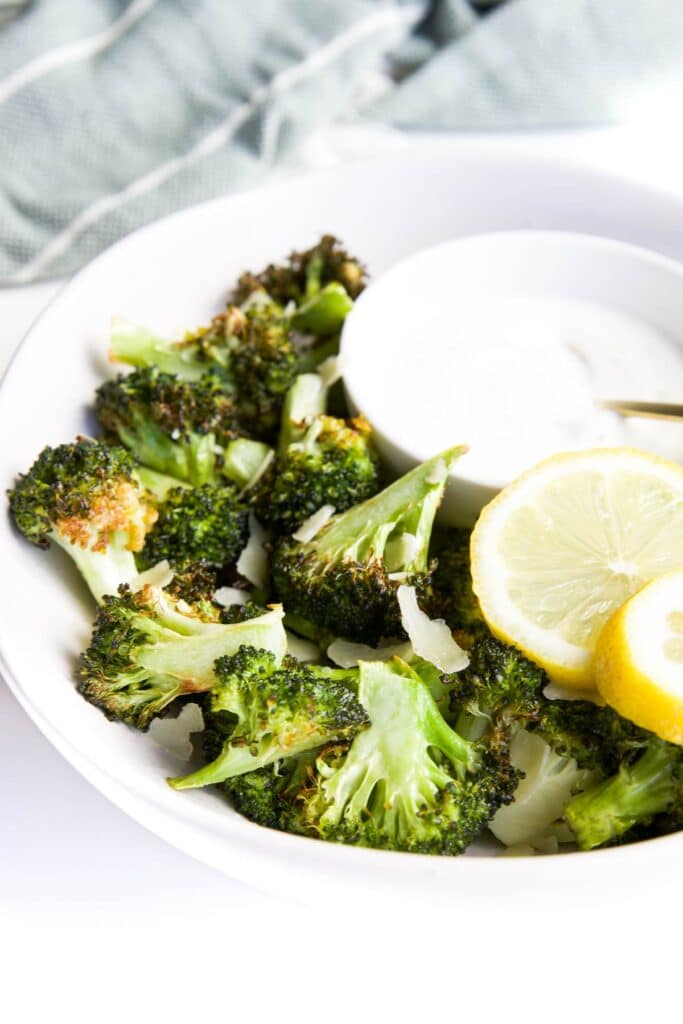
[600,400,683,422]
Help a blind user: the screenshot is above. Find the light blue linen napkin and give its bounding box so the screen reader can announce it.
[0,0,678,284]
[373,0,683,129]
[0,0,424,283]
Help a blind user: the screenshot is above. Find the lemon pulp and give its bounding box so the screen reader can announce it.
[471,449,683,688]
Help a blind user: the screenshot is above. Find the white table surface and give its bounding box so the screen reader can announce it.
[3,125,683,1014]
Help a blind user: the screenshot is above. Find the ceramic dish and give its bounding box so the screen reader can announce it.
[3,140,683,904]
[342,230,683,524]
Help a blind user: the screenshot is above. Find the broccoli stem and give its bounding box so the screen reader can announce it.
[564,742,678,850]
[118,415,218,485]
[170,729,323,790]
[79,601,288,728]
[294,335,340,375]
[135,632,252,691]
[304,250,325,298]
[134,466,190,502]
[222,438,272,487]
[291,282,353,336]
[170,745,262,789]
[53,531,139,603]
[110,322,207,380]
[277,373,328,454]
[282,612,332,647]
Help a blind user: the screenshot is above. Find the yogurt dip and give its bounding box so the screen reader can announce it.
[341,232,683,524]
[412,295,683,486]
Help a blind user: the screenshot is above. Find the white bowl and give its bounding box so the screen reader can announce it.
[3,140,683,904]
[342,230,683,524]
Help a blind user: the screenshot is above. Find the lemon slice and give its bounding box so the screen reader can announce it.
[595,571,683,743]
[470,449,683,688]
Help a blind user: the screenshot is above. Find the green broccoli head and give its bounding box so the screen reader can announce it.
[564,740,681,850]
[95,367,240,485]
[224,753,318,831]
[485,693,681,852]
[432,528,486,641]
[534,698,652,775]
[163,560,259,624]
[259,413,380,536]
[78,586,287,729]
[168,646,367,788]
[218,600,268,624]
[232,235,362,352]
[294,658,517,855]
[449,639,679,851]
[450,634,547,739]
[517,696,681,850]
[163,560,222,617]
[8,439,157,602]
[272,446,466,644]
[223,305,298,440]
[109,304,297,425]
[109,315,232,382]
[233,234,366,308]
[224,765,289,829]
[138,483,248,570]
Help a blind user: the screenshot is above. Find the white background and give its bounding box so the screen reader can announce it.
[2,126,682,1019]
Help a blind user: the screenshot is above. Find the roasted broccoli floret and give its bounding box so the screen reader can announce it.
[272,446,466,644]
[450,634,547,739]
[564,738,681,850]
[160,561,259,625]
[168,646,367,788]
[110,299,338,407]
[491,689,681,851]
[223,753,318,830]
[108,241,361,425]
[432,528,486,641]
[534,699,648,776]
[164,560,221,616]
[109,306,295,436]
[218,304,298,440]
[256,372,380,535]
[78,585,287,728]
[232,236,361,375]
[224,765,292,829]
[218,600,268,624]
[138,483,248,570]
[8,439,157,602]
[233,233,365,310]
[294,658,518,854]
[95,367,241,485]
[447,636,587,850]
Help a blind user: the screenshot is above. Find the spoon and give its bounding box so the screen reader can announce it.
[600,400,683,422]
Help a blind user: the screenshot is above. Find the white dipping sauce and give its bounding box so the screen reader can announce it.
[415,296,683,485]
